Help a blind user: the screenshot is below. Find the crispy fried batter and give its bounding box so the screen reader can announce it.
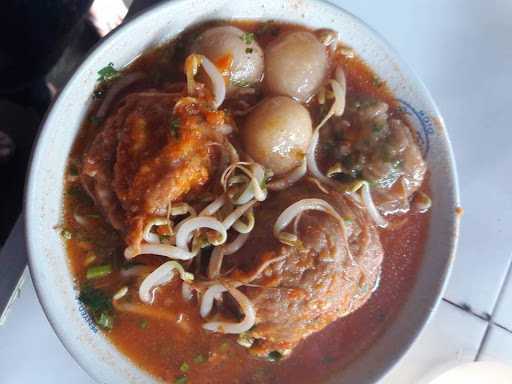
[82,91,217,247]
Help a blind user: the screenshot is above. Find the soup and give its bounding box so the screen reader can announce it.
[62,20,431,384]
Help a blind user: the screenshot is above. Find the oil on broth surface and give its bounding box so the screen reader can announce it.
[63,20,430,384]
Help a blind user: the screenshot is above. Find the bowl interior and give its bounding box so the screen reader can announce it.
[25,0,459,383]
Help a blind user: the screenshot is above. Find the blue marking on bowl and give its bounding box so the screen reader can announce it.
[397,99,435,156]
[77,298,98,333]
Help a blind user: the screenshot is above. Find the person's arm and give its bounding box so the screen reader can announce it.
[127,0,163,19]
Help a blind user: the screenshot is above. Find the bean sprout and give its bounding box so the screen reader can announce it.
[267,159,307,191]
[124,243,196,260]
[353,182,388,228]
[202,286,256,334]
[200,284,227,318]
[307,67,347,185]
[274,198,344,241]
[139,261,194,304]
[208,233,249,279]
[176,216,227,251]
[222,200,257,230]
[143,217,171,243]
[185,54,226,109]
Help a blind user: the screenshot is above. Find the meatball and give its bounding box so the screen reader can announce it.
[325,96,427,215]
[264,31,328,102]
[191,26,264,95]
[242,96,312,175]
[226,184,383,357]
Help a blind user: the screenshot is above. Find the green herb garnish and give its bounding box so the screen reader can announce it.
[67,185,87,199]
[69,164,79,176]
[267,351,283,362]
[219,341,230,352]
[86,264,112,279]
[97,63,120,82]
[79,285,114,329]
[231,79,250,88]
[240,32,255,45]
[89,116,103,126]
[61,228,72,240]
[372,122,385,134]
[97,312,113,330]
[80,286,112,313]
[139,319,149,329]
[174,375,188,384]
[260,177,267,191]
[179,362,190,372]
[193,354,207,364]
[158,234,171,243]
[170,118,181,138]
[245,47,253,54]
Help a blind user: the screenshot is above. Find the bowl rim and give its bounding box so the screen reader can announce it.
[24,0,460,383]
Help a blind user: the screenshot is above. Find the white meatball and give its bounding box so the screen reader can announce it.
[264,31,328,102]
[191,26,264,95]
[243,96,312,176]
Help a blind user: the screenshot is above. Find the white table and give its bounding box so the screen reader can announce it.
[1,0,512,382]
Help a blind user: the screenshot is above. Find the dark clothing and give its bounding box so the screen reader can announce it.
[0,0,93,93]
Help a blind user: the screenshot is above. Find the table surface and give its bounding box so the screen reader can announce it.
[1,0,512,382]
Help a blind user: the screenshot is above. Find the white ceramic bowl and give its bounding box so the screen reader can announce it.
[25,0,460,383]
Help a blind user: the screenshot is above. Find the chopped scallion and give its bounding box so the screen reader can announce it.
[193,354,207,364]
[61,229,72,240]
[170,118,181,138]
[267,350,283,362]
[79,285,113,331]
[372,122,385,134]
[158,234,171,243]
[240,32,255,44]
[219,341,230,353]
[69,164,79,176]
[174,375,188,384]
[97,63,120,82]
[97,312,113,330]
[139,319,149,329]
[231,79,250,88]
[179,362,190,372]
[86,264,112,279]
[67,185,89,200]
[89,116,102,126]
